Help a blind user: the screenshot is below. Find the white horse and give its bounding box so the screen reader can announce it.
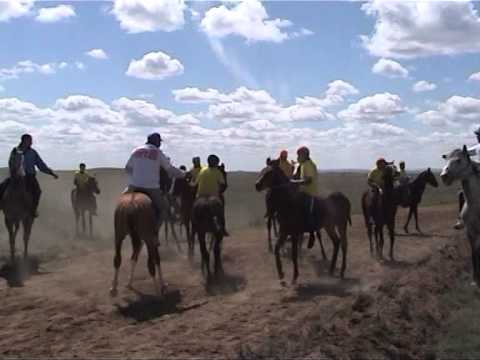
[441,145,480,286]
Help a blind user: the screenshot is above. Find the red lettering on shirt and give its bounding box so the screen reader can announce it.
[133,149,158,160]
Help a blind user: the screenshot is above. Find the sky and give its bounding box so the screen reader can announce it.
[1,0,480,171]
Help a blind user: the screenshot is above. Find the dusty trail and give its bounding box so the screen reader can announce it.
[0,205,463,358]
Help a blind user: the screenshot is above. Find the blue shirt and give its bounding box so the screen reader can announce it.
[22,148,51,175]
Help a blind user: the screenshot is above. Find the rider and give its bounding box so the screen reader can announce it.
[454,126,480,229]
[189,156,203,185]
[0,134,58,217]
[74,163,97,216]
[291,146,318,246]
[368,158,388,192]
[194,154,229,236]
[278,150,294,178]
[124,133,185,230]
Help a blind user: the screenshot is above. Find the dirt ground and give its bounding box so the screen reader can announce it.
[0,204,469,359]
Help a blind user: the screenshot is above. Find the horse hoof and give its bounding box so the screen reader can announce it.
[109,288,118,297]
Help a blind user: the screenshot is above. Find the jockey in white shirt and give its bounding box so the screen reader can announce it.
[124,133,185,229]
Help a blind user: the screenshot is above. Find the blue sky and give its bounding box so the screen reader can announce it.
[1,0,480,171]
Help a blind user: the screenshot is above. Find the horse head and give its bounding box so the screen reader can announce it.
[424,168,439,188]
[441,145,475,186]
[255,159,288,192]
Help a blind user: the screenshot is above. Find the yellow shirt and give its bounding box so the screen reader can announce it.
[74,171,90,189]
[368,168,384,187]
[299,159,318,196]
[195,167,225,197]
[190,166,203,183]
[279,159,294,178]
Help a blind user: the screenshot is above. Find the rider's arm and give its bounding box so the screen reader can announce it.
[158,151,185,179]
[34,150,57,178]
[125,154,134,174]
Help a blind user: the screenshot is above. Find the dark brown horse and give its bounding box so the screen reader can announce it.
[172,176,197,255]
[361,165,397,260]
[191,196,225,282]
[71,176,100,238]
[2,151,35,265]
[400,168,438,233]
[110,192,165,297]
[255,159,351,284]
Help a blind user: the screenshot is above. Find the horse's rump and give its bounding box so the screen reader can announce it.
[71,188,96,212]
[114,192,157,239]
[192,196,223,233]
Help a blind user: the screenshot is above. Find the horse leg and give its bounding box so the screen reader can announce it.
[404,206,413,234]
[5,218,17,264]
[388,222,395,261]
[291,235,299,285]
[74,211,79,237]
[22,218,33,261]
[339,223,348,279]
[198,232,211,280]
[273,216,279,238]
[127,232,142,289]
[213,234,224,277]
[325,226,340,276]
[81,211,86,235]
[376,225,384,260]
[110,229,126,297]
[316,230,327,260]
[414,205,421,233]
[274,233,287,283]
[267,216,273,253]
[89,212,93,239]
[153,245,165,295]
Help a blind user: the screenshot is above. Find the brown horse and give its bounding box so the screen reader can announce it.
[191,196,225,282]
[3,177,34,265]
[255,159,351,284]
[361,165,397,260]
[71,176,100,238]
[110,192,165,297]
[2,150,35,265]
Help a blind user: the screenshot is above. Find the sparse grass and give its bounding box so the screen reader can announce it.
[436,273,480,359]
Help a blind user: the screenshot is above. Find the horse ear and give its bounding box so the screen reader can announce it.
[427,167,431,172]
[463,145,468,154]
[442,154,447,159]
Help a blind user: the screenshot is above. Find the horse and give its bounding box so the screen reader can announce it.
[441,146,480,286]
[400,168,439,233]
[361,165,397,260]
[191,196,225,282]
[110,192,166,297]
[71,176,100,238]
[2,150,35,266]
[255,159,351,285]
[171,175,196,255]
[160,168,180,249]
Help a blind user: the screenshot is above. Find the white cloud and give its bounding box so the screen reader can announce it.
[362,0,480,59]
[338,93,406,123]
[85,49,109,60]
[75,61,85,70]
[112,97,174,126]
[0,60,66,80]
[372,58,408,78]
[112,0,186,33]
[126,51,184,80]
[175,81,358,125]
[35,4,75,23]
[0,0,33,22]
[201,0,305,43]
[468,72,480,82]
[417,96,480,128]
[412,80,437,93]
